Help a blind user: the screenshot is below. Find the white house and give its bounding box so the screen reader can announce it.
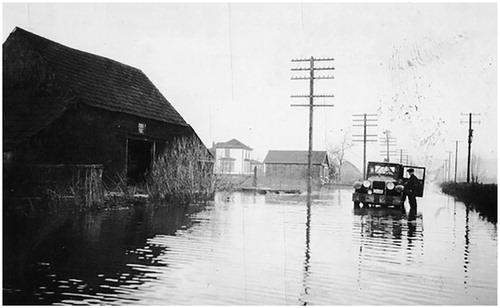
[213,139,253,174]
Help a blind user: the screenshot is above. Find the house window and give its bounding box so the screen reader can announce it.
[138,122,146,134]
[244,160,251,173]
[221,160,234,173]
[224,148,230,157]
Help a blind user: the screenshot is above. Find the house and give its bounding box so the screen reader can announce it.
[263,150,330,183]
[212,139,254,174]
[3,27,207,190]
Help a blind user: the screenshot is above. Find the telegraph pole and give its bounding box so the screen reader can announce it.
[460,113,480,183]
[380,130,397,162]
[398,148,408,164]
[444,160,448,182]
[291,57,335,195]
[451,140,462,182]
[404,154,410,165]
[352,114,377,178]
[446,150,453,182]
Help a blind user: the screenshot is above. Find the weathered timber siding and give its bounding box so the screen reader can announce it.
[3,27,204,194]
[265,164,322,179]
[11,104,193,186]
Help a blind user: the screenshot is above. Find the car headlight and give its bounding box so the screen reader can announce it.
[363,180,371,188]
[386,182,395,190]
[395,185,404,192]
[367,189,373,195]
[353,181,362,189]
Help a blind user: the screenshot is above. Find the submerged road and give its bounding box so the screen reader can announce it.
[3,184,497,305]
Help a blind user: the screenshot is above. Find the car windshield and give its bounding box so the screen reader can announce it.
[367,163,400,180]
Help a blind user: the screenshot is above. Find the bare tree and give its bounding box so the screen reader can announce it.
[470,153,484,183]
[327,128,354,183]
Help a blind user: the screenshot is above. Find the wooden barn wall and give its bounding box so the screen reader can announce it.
[265,164,322,179]
[11,104,193,186]
[4,34,197,189]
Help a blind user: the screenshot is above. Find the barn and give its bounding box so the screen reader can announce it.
[3,27,206,193]
[263,150,330,184]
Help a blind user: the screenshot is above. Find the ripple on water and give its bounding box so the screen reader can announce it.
[3,190,496,305]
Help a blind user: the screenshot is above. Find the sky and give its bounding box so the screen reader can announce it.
[2,2,497,182]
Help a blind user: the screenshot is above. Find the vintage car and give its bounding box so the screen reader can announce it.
[352,161,425,208]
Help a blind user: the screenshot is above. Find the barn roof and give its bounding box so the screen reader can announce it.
[213,139,252,150]
[263,150,329,165]
[3,27,188,150]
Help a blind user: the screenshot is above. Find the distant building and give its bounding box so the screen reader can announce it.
[3,27,207,190]
[213,139,255,174]
[263,150,330,183]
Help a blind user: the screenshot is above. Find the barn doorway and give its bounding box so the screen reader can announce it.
[127,139,153,185]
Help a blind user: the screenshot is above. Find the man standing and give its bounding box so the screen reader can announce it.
[404,168,419,210]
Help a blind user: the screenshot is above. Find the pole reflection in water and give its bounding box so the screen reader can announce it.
[300,193,312,306]
[464,206,470,290]
[3,189,496,305]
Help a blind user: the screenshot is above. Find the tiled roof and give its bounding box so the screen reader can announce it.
[213,138,252,150]
[3,27,188,149]
[264,150,328,165]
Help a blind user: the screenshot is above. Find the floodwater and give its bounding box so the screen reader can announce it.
[3,184,497,305]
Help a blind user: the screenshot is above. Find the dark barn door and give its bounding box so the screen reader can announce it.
[127,139,153,184]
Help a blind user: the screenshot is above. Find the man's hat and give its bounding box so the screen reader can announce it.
[407,168,414,173]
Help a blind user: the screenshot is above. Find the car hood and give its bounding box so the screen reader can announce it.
[367,175,398,182]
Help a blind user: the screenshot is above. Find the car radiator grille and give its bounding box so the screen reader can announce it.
[372,181,385,194]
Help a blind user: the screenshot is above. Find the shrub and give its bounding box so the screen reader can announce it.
[440,182,497,223]
[147,137,215,206]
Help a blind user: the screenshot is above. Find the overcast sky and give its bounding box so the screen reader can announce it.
[2,2,497,180]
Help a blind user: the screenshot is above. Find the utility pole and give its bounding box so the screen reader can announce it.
[444,160,448,182]
[405,154,411,165]
[291,57,335,195]
[352,114,378,178]
[380,130,397,162]
[446,150,453,182]
[451,140,461,182]
[397,148,408,164]
[460,113,480,183]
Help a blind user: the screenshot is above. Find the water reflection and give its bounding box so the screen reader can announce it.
[3,204,203,305]
[299,195,312,306]
[353,204,424,266]
[464,206,470,289]
[3,189,496,305]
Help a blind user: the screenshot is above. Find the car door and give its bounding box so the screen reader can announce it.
[402,166,426,197]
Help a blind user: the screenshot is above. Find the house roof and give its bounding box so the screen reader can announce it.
[3,27,188,150]
[213,139,252,150]
[245,158,263,165]
[263,150,329,165]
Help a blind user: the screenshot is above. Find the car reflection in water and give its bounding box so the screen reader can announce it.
[353,204,424,267]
